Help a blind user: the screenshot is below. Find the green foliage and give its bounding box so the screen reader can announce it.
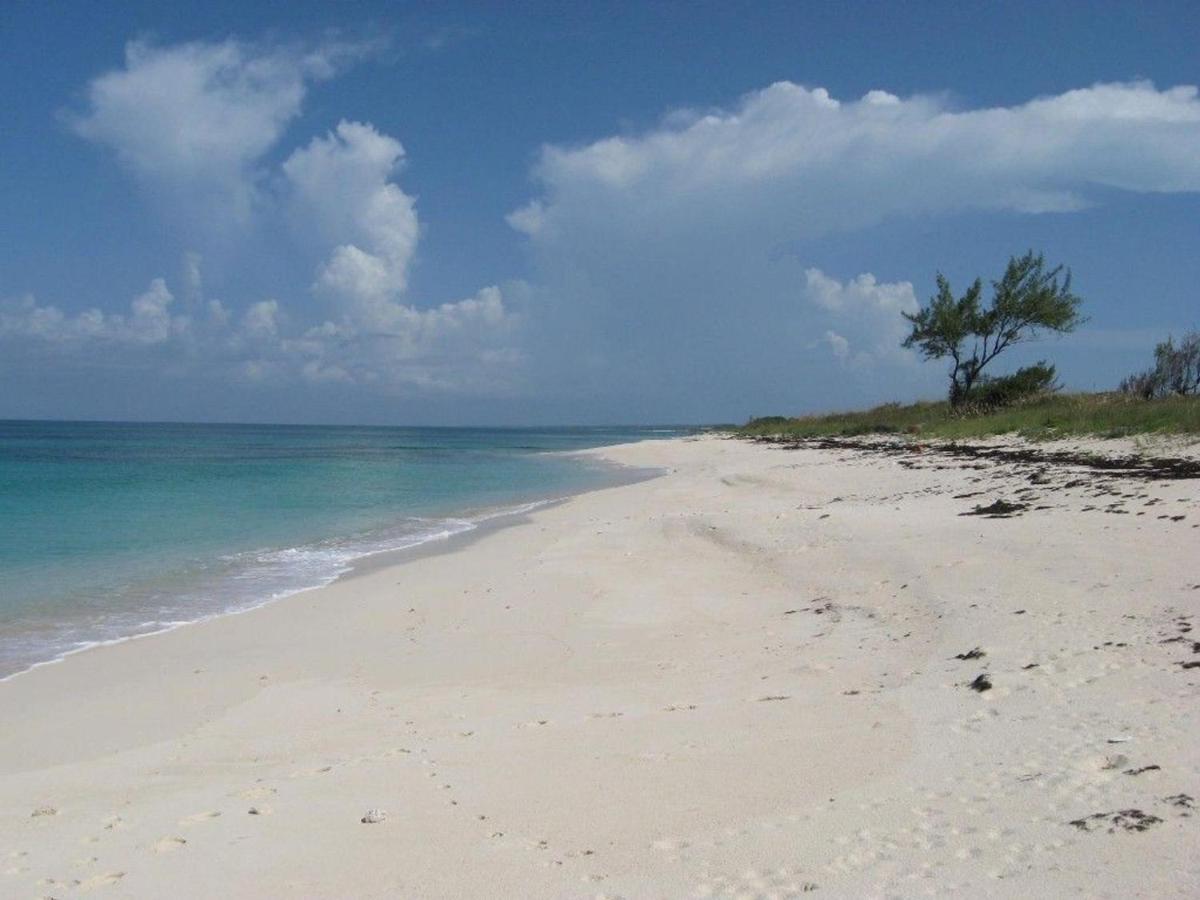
[744,415,792,429]
[968,362,1058,410]
[902,251,1085,406]
[735,393,1200,441]
[1121,331,1200,399]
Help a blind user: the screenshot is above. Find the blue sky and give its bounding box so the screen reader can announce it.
[2,0,1198,424]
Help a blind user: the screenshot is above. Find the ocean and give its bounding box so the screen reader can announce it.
[0,421,685,679]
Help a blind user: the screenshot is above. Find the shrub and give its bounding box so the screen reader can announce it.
[745,415,792,429]
[970,362,1059,410]
[1119,369,1161,400]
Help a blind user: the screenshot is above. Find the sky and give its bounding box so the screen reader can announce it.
[1,0,1198,426]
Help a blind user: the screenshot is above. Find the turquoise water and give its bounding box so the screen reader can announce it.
[0,421,684,678]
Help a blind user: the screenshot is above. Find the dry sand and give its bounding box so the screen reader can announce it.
[1,434,1198,898]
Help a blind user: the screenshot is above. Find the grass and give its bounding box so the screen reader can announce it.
[737,392,1200,441]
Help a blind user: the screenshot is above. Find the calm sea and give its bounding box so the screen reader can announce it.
[0,421,685,679]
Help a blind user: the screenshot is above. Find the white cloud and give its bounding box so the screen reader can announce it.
[802,269,919,367]
[69,37,370,223]
[512,80,1200,244]
[2,270,521,395]
[823,330,850,360]
[288,285,521,391]
[32,40,521,398]
[240,299,282,339]
[0,278,188,345]
[283,121,419,317]
[276,120,520,391]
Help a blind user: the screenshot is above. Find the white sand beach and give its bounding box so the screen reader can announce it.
[1,434,1198,898]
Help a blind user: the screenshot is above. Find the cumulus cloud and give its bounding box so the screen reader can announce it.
[802,269,919,368]
[511,80,1200,242]
[69,37,374,223]
[283,121,420,317]
[2,273,520,394]
[0,279,188,345]
[26,39,522,398]
[277,119,520,391]
[284,285,521,391]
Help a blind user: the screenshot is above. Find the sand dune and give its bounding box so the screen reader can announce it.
[1,434,1197,898]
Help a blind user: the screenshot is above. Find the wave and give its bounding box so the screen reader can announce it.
[0,497,559,684]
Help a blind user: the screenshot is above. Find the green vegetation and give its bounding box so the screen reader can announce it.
[903,251,1084,407]
[738,393,1200,441]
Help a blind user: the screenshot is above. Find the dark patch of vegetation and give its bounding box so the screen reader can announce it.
[736,392,1200,441]
[968,361,1059,411]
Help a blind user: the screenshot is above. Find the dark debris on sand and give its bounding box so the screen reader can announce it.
[960,499,1028,518]
[1069,809,1163,833]
[752,435,1200,482]
[967,673,992,692]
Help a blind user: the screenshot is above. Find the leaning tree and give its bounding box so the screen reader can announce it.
[902,251,1085,407]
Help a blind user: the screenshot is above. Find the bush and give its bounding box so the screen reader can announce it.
[1119,369,1161,400]
[968,362,1059,410]
[745,415,792,429]
[1120,331,1200,399]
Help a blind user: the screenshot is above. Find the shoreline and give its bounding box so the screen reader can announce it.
[1,433,1196,897]
[0,451,663,685]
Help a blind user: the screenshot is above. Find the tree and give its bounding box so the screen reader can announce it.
[1120,331,1200,398]
[902,251,1085,407]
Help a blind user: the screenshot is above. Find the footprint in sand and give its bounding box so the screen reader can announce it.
[179,810,222,825]
[152,836,188,854]
[79,870,126,891]
[237,785,278,802]
[651,838,690,852]
[290,764,334,778]
[692,867,817,897]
